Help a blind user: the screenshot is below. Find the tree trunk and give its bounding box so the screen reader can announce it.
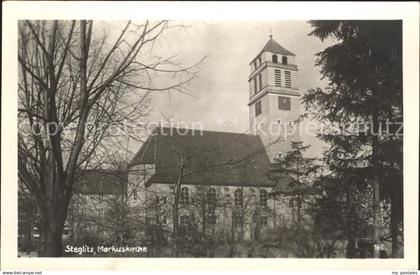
[201,192,206,241]
[345,185,356,258]
[371,116,381,258]
[296,194,302,231]
[172,199,178,256]
[253,210,261,241]
[24,218,32,252]
[172,164,183,257]
[390,191,401,257]
[37,198,69,257]
[229,213,235,257]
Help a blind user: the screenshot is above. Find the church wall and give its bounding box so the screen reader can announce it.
[127,173,295,241]
[265,93,301,160]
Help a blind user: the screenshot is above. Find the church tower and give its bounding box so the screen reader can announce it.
[248,35,301,162]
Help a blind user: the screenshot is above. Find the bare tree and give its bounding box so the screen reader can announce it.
[18,20,204,256]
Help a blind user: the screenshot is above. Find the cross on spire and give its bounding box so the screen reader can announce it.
[269,29,273,38]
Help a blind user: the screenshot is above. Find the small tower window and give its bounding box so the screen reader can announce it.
[282,56,288,65]
[258,73,262,90]
[284,70,291,88]
[254,61,257,71]
[254,78,258,94]
[274,69,282,87]
[272,55,278,63]
[255,101,262,117]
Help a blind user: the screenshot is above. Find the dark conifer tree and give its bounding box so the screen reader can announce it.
[303,20,403,257]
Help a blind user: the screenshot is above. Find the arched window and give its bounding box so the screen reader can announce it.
[249,188,256,200]
[272,55,278,63]
[207,207,217,225]
[234,188,243,207]
[233,212,242,225]
[282,56,288,65]
[207,188,217,205]
[261,215,268,226]
[180,215,189,227]
[180,187,189,204]
[260,189,267,207]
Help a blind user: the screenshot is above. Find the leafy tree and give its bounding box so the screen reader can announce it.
[270,141,320,230]
[18,20,204,256]
[303,20,403,257]
[269,141,321,257]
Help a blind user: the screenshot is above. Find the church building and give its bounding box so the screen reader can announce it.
[128,36,304,241]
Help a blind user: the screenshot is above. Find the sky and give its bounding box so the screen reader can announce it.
[122,21,337,157]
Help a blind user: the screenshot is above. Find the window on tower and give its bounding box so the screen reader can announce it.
[272,55,278,63]
[274,69,282,87]
[255,101,262,117]
[258,73,262,90]
[285,70,291,88]
[282,56,288,65]
[254,78,258,94]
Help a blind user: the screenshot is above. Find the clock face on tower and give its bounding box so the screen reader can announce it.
[278,96,291,111]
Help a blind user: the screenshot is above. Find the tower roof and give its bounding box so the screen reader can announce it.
[261,36,295,56]
[251,36,295,64]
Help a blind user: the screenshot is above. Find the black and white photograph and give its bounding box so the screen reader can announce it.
[2,1,419,272]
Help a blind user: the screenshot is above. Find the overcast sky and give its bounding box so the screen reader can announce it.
[125,21,337,157]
